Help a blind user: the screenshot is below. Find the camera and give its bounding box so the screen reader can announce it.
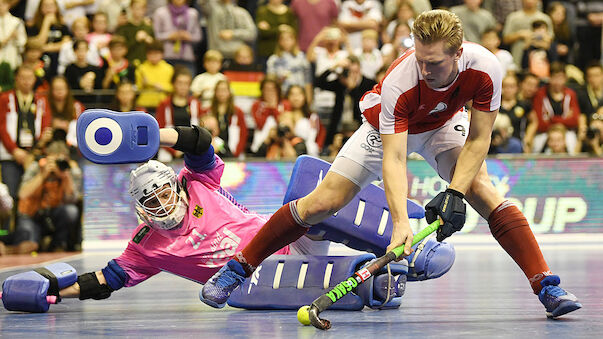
[277,125,290,138]
[340,67,349,78]
[55,159,71,171]
[52,128,67,142]
[586,127,600,140]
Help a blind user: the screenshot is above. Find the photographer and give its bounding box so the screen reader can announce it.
[256,124,306,160]
[521,20,558,79]
[14,138,82,253]
[575,109,603,156]
[315,55,376,150]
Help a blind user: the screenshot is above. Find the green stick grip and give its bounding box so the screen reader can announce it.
[391,219,441,258]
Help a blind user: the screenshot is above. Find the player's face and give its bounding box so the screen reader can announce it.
[143,183,178,216]
[414,40,461,89]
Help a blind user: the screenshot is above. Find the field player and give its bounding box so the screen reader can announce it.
[201,10,582,318]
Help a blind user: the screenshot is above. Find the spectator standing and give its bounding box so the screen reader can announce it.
[314,55,376,148]
[307,27,349,123]
[101,35,136,89]
[525,62,581,153]
[353,29,382,80]
[20,39,48,93]
[266,25,312,99]
[255,0,297,64]
[153,0,202,74]
[58,17,101,75]
[481,29,516,75]
[382,1,415,45]
[482,0,522,28]
[381,21,413,66]
[279,84,325,156]
[450,0,497,43]
[0,0,27,70]
[383,0,431,20]
[115,0,155,66]
[337,0,382,51]
[26,0,72,79]
[190,50,226,108]
[97,0,131,33]
[46,76,84,146]
[155,68,199,161]
[290,0,339,52]
[87,12,112,60]
[249,76,290,153]
[0,66,52,201]
[201,80,248,157]
[503,0,554,68]
[575,0,603,69]
[547,1,575,65]
[202,0,257,60]
[155,68,201,129]
[521,20,558,79]
[56,0,95,28]
[64,40,103,105]
[135,41,174,112]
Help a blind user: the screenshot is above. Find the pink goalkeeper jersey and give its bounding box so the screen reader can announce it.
[114,156,290,287]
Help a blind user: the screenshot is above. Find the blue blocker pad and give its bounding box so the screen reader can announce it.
[76,109,159,164]
[283,156,425,257]
[2,263,77,312]
[228,254,409,310]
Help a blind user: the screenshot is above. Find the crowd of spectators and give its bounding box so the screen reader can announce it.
[0,0,602,254]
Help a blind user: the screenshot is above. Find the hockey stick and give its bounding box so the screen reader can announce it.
[308,219,441,330]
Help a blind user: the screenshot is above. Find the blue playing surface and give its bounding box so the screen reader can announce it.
[1,239,600,338]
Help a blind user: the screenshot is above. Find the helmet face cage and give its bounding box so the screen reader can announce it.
[137,182,179,218]
[129,161,188,230]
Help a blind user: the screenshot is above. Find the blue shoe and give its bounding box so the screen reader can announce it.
[538,275,582,318]
[200,260,247,308]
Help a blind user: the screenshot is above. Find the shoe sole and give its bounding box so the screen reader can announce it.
[546,301,582,318]
[199,290,227,309]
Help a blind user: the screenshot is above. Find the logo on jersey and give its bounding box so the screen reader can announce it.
[454,125,466,136]
[247,265,262,294]
[133,226,150,244]
[360,130,382,153]
[429,102,448,115]
[192,205,204,218]
[366,130,382,147]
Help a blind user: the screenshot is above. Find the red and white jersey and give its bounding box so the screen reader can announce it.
[360,42,502,134]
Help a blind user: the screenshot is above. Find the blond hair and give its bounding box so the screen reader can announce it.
[275,25,300,57]
[204,49,224,62]
[412,9,463,54]
[361,29,378,40]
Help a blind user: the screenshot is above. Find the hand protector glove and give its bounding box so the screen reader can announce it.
[425,188,466,242]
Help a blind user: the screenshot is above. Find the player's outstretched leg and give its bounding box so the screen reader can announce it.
[199,260,247,308]
[538,275,582,319]
[464,165,581,318]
